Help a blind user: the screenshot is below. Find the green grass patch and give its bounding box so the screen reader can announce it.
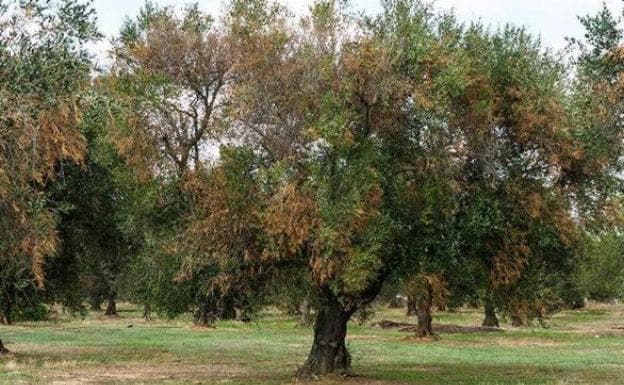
[1,303,623,384]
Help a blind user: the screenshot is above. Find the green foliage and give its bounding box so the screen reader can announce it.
[43,86,146,314]
[577,233,624,301]
[569,3,624,80]
[567,4,624,226]
[0,0,99,323]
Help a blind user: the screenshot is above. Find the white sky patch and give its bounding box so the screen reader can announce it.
[435,0,622,51]
[90,0,622,61]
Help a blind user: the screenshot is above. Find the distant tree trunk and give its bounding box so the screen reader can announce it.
[90,294,102,311]
[406,293,417,316]
[1,287,14,325]
[569,298,585,310]
[415,278,434,338]
[220,295,237,321]
[298,299,311,328]
[104,297,117,316]
[416,305,433,337]
[143,303,151,321]
[0,309,10,325]
[510,308,526,327]
[482,299,500,328]
[0,339,8,355]
[236,307,253,323]
[195,308,215,327]
[387,295,403,308]
[511,315,524,327]
[0,311,10,326]
[296,289,355,378]
[194,297,216,328]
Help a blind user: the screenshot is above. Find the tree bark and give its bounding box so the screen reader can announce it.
[104,297,117,316]
[296,290,354,378]
[482,300,500,328]
[0,339,8,355]
[416,300,434,337]
[415,278,434,337]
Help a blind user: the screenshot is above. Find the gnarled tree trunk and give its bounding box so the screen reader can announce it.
[296,290,354,378]
[416,297,433,337]
[482,299,499,328]
[405,275,435,337]
[414,277,434,338]
[104,297,117,316]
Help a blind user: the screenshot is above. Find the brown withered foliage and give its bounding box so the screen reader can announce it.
[228,27,318,159]
[111,4,234,176]
[182,166,263,271]
[177,161,267,315]
[1,99,85,285]
[263,183,319,260]
[405,274,449,311]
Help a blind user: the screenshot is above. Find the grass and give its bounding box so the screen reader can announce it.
[1,303,623,384]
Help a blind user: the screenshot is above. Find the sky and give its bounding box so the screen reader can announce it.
[92,0,623,57]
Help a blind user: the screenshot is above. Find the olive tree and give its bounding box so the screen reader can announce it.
[0,0,98,351]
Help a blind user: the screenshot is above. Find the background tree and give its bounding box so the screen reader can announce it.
[577,233,624,303]
[404,274,448,337]
[567,3,624,226]
[111,1,232,176]
[47,91,144,317]
[107,1,246,325]
[0,0,98,350]
[371,0,481,334]
[566,2,624,308]
[450,23,595,326]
